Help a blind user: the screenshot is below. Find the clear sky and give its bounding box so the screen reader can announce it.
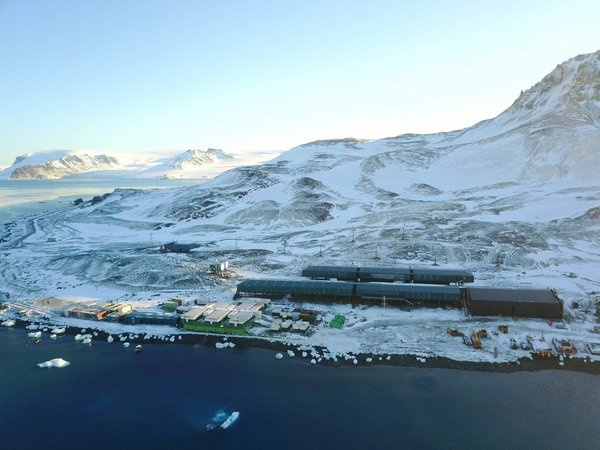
[1,0,599,166]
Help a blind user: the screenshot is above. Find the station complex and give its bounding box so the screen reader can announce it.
[235,265,564,320]
[56,265,563,333]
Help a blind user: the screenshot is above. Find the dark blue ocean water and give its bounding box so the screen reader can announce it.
[1,328,599,450]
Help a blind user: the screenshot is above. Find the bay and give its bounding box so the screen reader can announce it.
[1,328,599,450]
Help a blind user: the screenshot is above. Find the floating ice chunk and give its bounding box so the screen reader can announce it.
[52,327,66,334]
[1,320,15,327]
[107,335,114,343]
[50,334,57,339]
[82,338,92,345]
[38,358,70,368]
[215,342,226,349]
[169,336,175,342]
[302,352,307,358]
[287,350,295,357]
[353,359,358,365]
[366,357,373,363]
[28,331,42,339]
[74,334,84,341]
[275,353,283,360]
[123,342,130,348]
[228,342,235,348]
[219,411,240,430]
[310,358,316,364]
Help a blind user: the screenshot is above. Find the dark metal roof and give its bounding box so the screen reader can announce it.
[236,279,461,301]
[302,265,358,273]
[469,287,559,304]
[126,311,177,318]
[356,283,461,295]
[301,265,473,279]
[236,279,354,295]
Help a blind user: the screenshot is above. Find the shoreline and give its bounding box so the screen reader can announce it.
[7,318,600,376]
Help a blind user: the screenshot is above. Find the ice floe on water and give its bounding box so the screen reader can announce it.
[215,341,235,349]
[37,358,70,368]
[206,409,240,431]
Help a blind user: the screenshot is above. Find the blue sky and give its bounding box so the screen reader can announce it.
[1,0,599,166]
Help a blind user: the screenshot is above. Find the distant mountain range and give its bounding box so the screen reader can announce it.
[0,148,275,180]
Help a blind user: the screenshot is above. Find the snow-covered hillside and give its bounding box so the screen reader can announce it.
[0,51,599,363]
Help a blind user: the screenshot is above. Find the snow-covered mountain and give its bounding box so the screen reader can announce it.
[0,151,120,180]
[138,148,236,179]
[1,50,599,312]
[166,148,233,169]
[0,148,268,180]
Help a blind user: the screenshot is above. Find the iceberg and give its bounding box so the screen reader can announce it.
[37,358,70,368]
[220,411,240,430]
[206,410,240,432]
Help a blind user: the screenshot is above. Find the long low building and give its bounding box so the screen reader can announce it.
[467,287,563,319]
[235,279,564,319]
[301,265,474,284]
[122,311,178,326]
[235,279,465,308]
